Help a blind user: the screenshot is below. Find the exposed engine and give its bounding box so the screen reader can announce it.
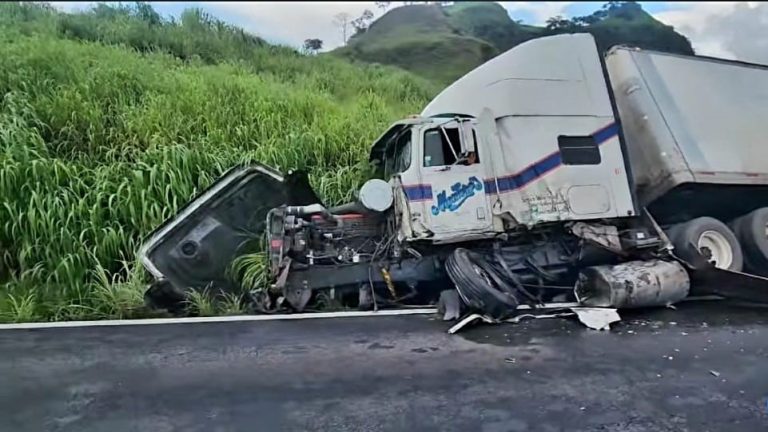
[268,206,383,272]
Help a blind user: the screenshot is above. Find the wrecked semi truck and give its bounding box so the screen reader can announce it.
[139,33,768,317]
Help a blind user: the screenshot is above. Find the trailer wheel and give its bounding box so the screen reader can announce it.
[669,217,743,272]
[729,208,768,276]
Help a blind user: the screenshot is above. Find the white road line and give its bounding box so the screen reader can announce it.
[0,296,725,331]
[0,308,439,330]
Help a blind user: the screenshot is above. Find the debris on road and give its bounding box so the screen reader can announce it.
[446,305,621,334]
[572,308,621,331]
[710,370,721,377]
[447,309,576,334]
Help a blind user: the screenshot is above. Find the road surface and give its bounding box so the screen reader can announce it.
[0,301,767,431]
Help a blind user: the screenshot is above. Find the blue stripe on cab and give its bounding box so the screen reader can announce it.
[404,122,619,201]
[484,151,563,193]
[403,184,433,201]
[485,122,618,194]
[594,122,619,145]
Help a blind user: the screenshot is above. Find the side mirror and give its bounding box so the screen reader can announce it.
[457,120,475,154]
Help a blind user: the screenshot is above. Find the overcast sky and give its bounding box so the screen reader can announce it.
[51,2,768,64]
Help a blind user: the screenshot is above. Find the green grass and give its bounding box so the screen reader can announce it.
[0,2,437,322]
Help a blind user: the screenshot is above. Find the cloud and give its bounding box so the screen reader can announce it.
[654,2,768,63]
[500,2,573,25]
[704,2,768,64]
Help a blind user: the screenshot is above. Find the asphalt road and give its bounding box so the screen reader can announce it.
[1,301,767,432]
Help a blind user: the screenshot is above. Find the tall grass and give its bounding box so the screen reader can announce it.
[0,2,436,322]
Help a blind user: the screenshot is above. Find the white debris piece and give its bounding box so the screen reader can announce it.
[571,307,621,330]
[448,314,496,334]
[447,309,577,334]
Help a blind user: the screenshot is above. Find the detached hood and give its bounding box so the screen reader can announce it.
[139,163,320,293]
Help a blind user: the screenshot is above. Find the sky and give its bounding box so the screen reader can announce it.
[50,2,768,64]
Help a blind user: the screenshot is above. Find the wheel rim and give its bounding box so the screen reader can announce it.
[697,230,733,269]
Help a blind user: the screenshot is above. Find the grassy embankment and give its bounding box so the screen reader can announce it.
[0,2,437,322]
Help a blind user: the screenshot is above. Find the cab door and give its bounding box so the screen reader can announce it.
[418,120,493,239]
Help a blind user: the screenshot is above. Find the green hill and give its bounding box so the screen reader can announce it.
[444,2,542,51]
[0,2,436,322]
[333,1,693,84]
[334,4,498,84]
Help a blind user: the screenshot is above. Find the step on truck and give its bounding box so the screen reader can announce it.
[139,33,768,317]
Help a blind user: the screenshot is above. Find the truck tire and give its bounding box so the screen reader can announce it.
[729,208,768,276]
[445,248,519,320]
[668,217,743,272]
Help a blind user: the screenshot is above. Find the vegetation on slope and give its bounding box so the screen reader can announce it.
[0,2,436,322]
[334,1,693,83]
[334,4,497,84]
[444,2,542,51]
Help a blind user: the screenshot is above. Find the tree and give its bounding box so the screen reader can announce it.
[332,12,352,44]
[375,1,390,12]
[545,15,573,31]
[350,9,374,36]
[133,2,161,26]
[303,38,323,54]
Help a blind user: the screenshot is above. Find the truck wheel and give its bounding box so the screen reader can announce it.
[729,208,768,276]
[669,217,743,272]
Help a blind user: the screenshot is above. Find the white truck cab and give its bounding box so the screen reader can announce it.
[371,33,637,244]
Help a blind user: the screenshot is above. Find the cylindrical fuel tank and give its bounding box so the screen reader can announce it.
[575,260,690,308]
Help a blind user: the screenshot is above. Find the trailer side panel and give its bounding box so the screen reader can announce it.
[607,47,768,207]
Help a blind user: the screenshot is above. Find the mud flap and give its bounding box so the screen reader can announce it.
[687,265,768,303]
[139,164,321,300]
[677,246,768,303]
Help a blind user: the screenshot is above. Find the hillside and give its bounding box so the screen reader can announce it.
[334,4,498,84]
[0,2,436,322]
[334,2,694,83]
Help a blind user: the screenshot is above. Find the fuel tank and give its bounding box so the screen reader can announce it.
[575,260,690,308]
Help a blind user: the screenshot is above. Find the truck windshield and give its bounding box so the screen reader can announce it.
[384,131,412,178]
[423,126,479,167]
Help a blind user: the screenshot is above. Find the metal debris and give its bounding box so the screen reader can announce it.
[710,370,721,377]
[447,309,577,334]
[447,306,621,333]
[571,307,621,331]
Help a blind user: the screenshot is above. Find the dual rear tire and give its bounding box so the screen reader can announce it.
[729,208,768,276]
[667,217,743,271]
[667,210,768,274]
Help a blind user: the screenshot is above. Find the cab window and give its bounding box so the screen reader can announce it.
[384,131,412,178]
[423,127,479,167]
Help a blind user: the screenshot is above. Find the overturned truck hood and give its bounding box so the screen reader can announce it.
[139,163,320,293]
